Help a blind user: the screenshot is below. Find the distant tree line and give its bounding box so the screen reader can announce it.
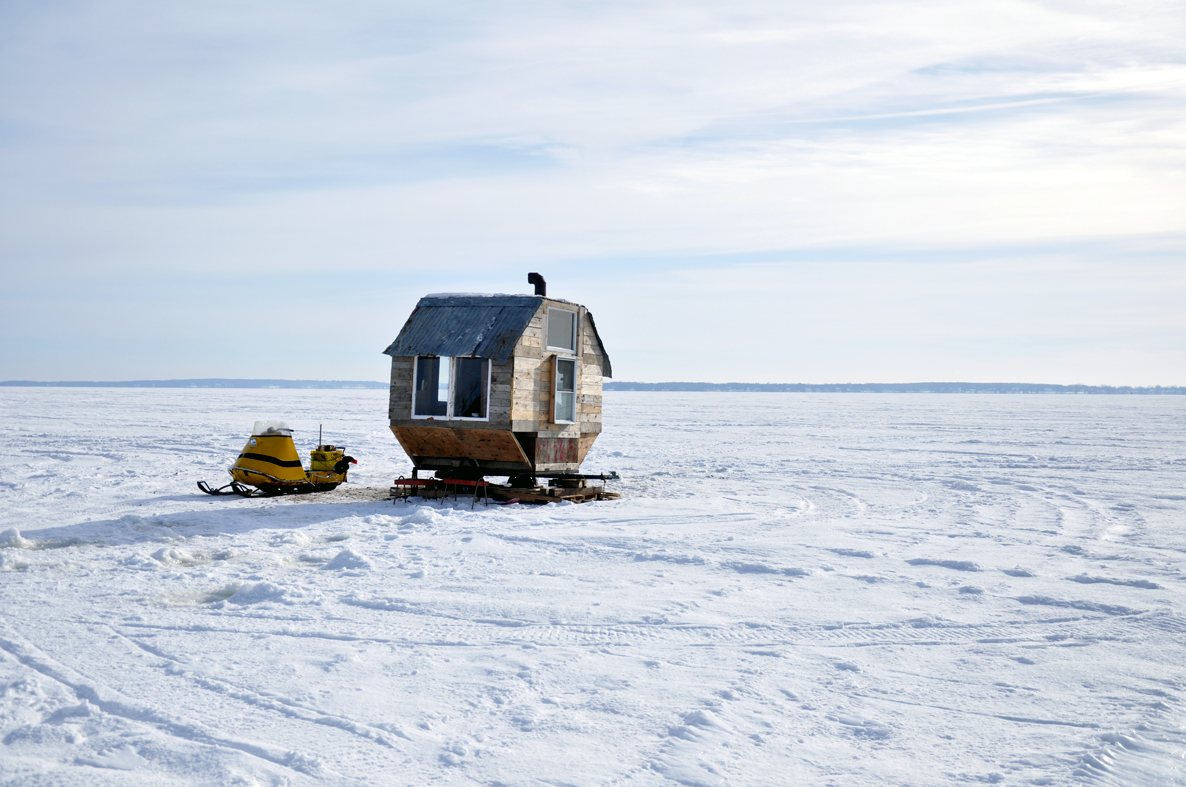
[4,379,1181,394]
[604,382,1185,394]
[0,379,388,389]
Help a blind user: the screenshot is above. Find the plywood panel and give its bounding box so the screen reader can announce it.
[391,426,531,464]
[536,437,578,465]
[577,434,598,464]
[391,426,463,460]
[454,428,532,462]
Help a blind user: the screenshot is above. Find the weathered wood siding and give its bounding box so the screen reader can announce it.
[577,304,604,437]
[510,304,546,431]
[388,356,414,420]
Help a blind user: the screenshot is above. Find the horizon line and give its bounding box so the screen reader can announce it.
[1,378,1183,393]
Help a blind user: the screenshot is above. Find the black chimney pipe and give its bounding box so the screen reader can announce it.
[528,272,546,297]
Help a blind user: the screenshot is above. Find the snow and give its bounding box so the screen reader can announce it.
[422,293,576,306]
[1,387,1184,786]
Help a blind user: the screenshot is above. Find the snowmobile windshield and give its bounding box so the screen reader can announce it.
[251,420,293,437]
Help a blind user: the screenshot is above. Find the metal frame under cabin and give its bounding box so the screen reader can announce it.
[383,294,612,479]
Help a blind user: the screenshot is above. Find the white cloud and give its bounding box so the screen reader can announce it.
[0,0,1183,382]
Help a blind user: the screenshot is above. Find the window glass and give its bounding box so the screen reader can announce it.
[547,308,576,352]
[556,358,574,392]
[413,356,490,419]
[436,357,451,407]
[413,357,449,416]
[251,420,292,436]
[452,357,489,419]
[555,357,576,422]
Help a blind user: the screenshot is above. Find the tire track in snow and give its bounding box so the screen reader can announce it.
[853,690,1103,729]
[109,625,414,750]
[115,609,1170,652]
[0,621,325,779]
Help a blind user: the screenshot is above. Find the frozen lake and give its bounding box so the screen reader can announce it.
[1,388,1184,786]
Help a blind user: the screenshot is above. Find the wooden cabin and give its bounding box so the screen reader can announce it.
[383,286,611,479]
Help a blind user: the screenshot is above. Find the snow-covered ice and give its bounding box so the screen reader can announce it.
[1,388,1184,785]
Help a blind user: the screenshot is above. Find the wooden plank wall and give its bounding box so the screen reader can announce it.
[510,305,546,432]
[388,357,413,424]
[488,359,513,427]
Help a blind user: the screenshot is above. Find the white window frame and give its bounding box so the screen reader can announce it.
[545,307,578,353]
[552,355,578,424]
[411,356,492,422]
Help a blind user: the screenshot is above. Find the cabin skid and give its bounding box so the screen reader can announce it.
[390,475,621,506]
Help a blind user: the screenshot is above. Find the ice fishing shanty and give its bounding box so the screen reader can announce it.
[383,275,616,501]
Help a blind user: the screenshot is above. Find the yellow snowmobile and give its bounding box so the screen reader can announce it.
[199,421,356,497]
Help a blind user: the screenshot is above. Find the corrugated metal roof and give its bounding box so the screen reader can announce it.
[382,295,541,363]
[382,293,613,376]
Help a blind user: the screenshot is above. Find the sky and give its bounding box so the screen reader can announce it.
[1,0,1183,385]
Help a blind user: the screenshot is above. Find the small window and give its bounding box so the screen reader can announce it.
[547,308,577,353]
[412,356,490,420]
[554,356,576,423]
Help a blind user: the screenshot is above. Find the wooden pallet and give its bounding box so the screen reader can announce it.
[487,485,620,505]
[390,477,619,505]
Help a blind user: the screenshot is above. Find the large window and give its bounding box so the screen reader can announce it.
[547,308,577,353]
[413,356,450,416]
[452,357,489,419]
[554,356,576,423]
[413,356,490,420]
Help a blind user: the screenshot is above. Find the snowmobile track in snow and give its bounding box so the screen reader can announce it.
[113,608,1169,652]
